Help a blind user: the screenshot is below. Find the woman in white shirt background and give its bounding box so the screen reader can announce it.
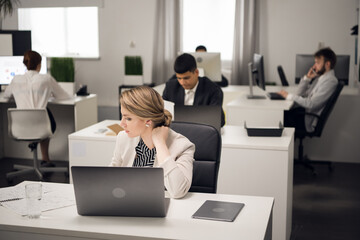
[4,50,71,167]
[110,86,195,199]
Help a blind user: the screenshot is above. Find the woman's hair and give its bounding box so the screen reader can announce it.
[120,86,172,127]
[23,50,42,71]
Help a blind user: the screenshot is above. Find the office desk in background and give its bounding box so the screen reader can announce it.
[68,120,119,182]
[0,181,274,240]
[68,120,294,240]
[218,126,294,240]
[225,88,294,126]
[0,93,98,161]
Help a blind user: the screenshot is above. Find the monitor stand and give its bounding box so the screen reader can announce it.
[247,63,266,99]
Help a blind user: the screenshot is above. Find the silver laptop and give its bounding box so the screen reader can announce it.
[174,105,222,133]
[192,200,245,222]
[71,166,168,217]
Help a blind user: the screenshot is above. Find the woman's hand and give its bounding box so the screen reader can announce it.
[152,126,169,147]
[152,126,170,164]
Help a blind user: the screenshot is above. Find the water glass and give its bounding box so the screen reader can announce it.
[25,183,42,219]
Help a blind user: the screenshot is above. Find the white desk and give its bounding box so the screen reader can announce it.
[68,120,119,182]
[226,89,293,127]
[218,125,294,240]
[0,181,274,240]
[0,93,98,161]
[68,120,294,240]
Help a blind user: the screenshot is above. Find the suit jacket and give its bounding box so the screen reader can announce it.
[110,129,195,199]
[163,76,225,126]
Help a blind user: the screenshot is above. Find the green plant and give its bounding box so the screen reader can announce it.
[125,56,143,75]
[50,58,75,82]
[0,0,20,29]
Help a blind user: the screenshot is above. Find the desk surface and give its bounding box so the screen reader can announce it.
[0,181,274,240]
[68,119,120,141]
[226,90,293,110]
[69,120,294,151]
[0,91,97,105]
[222,125,294,150]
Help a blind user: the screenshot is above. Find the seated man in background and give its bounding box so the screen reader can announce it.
[163,53,225,127]
[278,47,338,132]
[195,45,229,87]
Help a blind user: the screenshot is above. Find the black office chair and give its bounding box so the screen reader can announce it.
[7,109,68,181]
[277,65,289,86]
[295,81,344,174]
[170,122,221,193]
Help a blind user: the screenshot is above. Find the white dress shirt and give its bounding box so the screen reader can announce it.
[4,71,71,109]
[184,81,199,106]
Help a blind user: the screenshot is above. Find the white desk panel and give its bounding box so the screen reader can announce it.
[219,126,294,240]
[226,92,293,127]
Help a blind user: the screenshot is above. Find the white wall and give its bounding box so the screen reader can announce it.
[2,0,157,111]
[3,0,357,107]
[258,0,358,87]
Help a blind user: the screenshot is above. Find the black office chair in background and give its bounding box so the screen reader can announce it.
[170,122,221,193]
[277,65,289,86]
[294,81,344,175]
[7,109,68,181]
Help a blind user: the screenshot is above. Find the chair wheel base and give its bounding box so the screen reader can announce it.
[295,156,332,176]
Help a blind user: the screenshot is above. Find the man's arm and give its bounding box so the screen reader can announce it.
[292,77,337,112]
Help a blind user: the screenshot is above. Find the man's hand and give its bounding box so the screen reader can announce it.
[306,65,317,79]
[278,90,288,99]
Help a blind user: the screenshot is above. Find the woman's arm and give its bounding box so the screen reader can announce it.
[153,128,195,199]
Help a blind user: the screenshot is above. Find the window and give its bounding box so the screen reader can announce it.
[182,0,236,61]
[18,7,99,58]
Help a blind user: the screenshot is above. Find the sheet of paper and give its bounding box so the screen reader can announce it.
[0,181,51,202]
[0,182,75,216]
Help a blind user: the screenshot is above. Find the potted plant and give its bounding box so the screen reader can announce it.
[124,56,143,85]
[50,57,75,95]
[0,0,20,29]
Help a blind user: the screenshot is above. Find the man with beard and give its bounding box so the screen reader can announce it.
[278,47,338,132]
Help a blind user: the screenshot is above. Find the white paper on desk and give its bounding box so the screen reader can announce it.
[0,181,51,202]
[1,189,76,216]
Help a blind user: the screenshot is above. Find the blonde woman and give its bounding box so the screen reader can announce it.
[110,86,195,199]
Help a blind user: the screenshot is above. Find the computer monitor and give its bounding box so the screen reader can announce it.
[0,56,47,86]
[188,52,222,82]
[247,53,266,99]
[295,54,350,85]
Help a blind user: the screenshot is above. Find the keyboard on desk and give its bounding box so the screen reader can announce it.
[267,92,285,100]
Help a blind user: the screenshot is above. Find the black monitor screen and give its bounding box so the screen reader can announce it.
[253,53,266,91]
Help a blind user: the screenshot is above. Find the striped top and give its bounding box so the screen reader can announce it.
[133,139,157,167]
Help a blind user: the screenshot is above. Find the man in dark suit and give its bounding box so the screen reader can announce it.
[163,53,225,127]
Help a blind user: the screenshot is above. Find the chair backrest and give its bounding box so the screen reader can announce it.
[170,121,221,193]
[7,108,53,141]
[277,65,289,86]
[312,81,344,137]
